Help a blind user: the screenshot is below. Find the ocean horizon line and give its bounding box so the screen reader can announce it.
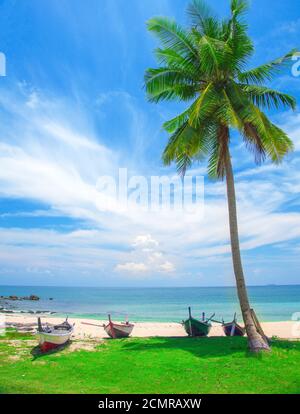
[1,283,300,289]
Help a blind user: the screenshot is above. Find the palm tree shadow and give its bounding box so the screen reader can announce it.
[119,336,300,359]
[270,338,300,351]
[31,340,72,361]
[120,336,249,358]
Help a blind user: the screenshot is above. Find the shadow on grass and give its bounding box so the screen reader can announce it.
[116,336,300,359]
[31,340,72,360]
[118,336,248,358]
[270,338,300,351]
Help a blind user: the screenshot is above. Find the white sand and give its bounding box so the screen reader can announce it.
[3,314,300,340]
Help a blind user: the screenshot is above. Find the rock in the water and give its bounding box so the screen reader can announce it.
[29,295,40,301]
[1,294,40,301]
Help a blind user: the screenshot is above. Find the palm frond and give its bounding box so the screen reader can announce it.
[189,82,220,127]
[163,121,215,176]
[242,122,266,164]
[238,49,298,84]
[187,0,226,41]
[163,105,195,133]
[154,48,198,76]
[162,122,197,176]
[223,0,253,71]
[218,89,244,128]
[241,84,296,110]
[198,35,233,75]
[187,0,215,30]
[264,123,294,163]
[246,106,294,162]
[230,0,249,17]
[145,67,197,102]
[227,23,253,70]
[147,17,198,60]
[207,125,229,179]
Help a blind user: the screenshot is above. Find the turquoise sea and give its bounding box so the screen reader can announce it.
[1,285,300,322]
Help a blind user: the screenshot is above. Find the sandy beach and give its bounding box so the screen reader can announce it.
[3,314,299,340]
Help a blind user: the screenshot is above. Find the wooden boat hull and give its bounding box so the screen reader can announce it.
[36,318,74,352]
[36,330,73,352]
[183,318,211,337]
[104,322,134,339]
[223,322,245,337]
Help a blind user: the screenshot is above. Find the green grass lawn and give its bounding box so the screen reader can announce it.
[1,330,300,394]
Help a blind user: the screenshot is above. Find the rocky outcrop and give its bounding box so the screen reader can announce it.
[0,295,40,301]
[28,295,40,301]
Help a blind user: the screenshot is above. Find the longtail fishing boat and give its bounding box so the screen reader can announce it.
[182,307,213,337]
[222,313,245,337]
[36,317,74,352]
[103,314,134,339]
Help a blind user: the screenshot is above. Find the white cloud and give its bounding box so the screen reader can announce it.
[115,262,148,273]
[43,122,106,152]
[132,234,159,248]
[26,91,39,109]
[116,234,176,277]
[274,18,300,35]
[159,261,175,273]
[149,252,163,262]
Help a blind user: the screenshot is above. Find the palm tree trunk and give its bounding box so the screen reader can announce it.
[224,146,270,352]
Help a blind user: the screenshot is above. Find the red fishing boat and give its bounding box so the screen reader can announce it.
[103,314,134,339]
[222,314,245,337]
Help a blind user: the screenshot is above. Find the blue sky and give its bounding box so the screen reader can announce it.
[0,0,299,287]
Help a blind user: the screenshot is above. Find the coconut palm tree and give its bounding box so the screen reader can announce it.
[144,0,296,352]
